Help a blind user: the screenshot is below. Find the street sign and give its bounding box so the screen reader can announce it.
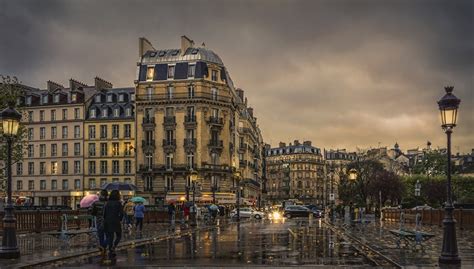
[329,193,335,201]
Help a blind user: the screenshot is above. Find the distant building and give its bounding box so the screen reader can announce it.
[324,149,357,205]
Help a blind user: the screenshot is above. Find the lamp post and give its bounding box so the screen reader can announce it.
[189,169,198,226]
[329,167,335,222]
[437,86,461,265]
[233,168,241,221]
[415,180,421,206]
[0,105,22,259]
[348,168,358,223]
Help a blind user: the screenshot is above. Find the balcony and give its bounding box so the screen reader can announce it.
[163,139,176,153]
[142,117,156,130]
[207,116,224,128]
[184,115,197,128]
[238,143,247,153]
[163,116,176,128]
[141,139,156,152]
[208,139,223,151]
[184,138,197,151]
[136,92,231,103]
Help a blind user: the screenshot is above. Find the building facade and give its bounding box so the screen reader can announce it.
[134,36,264,205]
[324,149,358,206]
[84,87,136,197]
[265,140,325,206]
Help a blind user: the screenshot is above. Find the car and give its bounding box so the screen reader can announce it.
[230,207,265,219]
[304,205,323,218]
[284,205,318,219]
[412,205,434,210]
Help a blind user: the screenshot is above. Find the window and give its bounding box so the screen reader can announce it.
[125,107,132,117]
[26,97,32,106]
[211,87,218,100]
[112,178,119,183]
[90,109,96,118]
[130,93,135,101]
[100,125,107,138]
[146,66,154,81]
[211,70,218,81]
[27,128,33,140]
[42,95,48,104]
[39,162,46,175]
[62,126,68,139]
[212,108,219,118]
[89,161,96,174]
[95,95,101,103]
[124,178,131,184]
[112,143,119,156]
[40,144,46,157]
[40,180,46,190]
[187,153,194,169]
[167,86,174,99]
[146,87,153,100]
[100,143,107,156]
[28,111,33,122]
[188,64,195,77]
[40,127,45,139]
[188,85,195,98]
[51,161,58,175]
[74,179,80,190]
[124,142,132,156]
[51,110,56,121]
[107,94,113,103]
[74,161,81,174]
[54,94,60,103]
[145,176,153,191]
[118,94,124,102]
[100,161,107,174]
[89,126,96,139]
[112,160,119,174]
[102,108,108,118]
[62,161,68,174]
[124,160,131,174]
[51,144,57,156]
[89,178,96,189]
[62,143,68,156]
[62,109,67,120]
[166,153,173,170]
[124,124,131,138]
[62,179,69,190]
[28,180,35,190]
[74,108,80,119]
[112,125,119,138]
[51,180,57,190]
[187,106,195,119]
[71,93,77,103]
[40,110,45,122]
[16,163,23,175]
[165,176,173,191]
[113,108,119,117]
[89,143,96,156]
[28,162,34,175]
[211,152,219,165]
[74,143,80,156]
[145,154,153,169]
[28,144,34,157]
[51,127,57,139]
[165,107,174,117]
[17,181,23,190]
[168,65,175,79]
[74,125,80,138]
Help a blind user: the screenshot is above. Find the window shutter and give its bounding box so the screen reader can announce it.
[195,61,208,78]
[220,67,226,81]
[174,62,188,79]
[154,64,168,80]
[138,65,147,81]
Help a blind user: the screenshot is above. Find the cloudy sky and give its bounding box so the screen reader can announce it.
[1,0,472,153]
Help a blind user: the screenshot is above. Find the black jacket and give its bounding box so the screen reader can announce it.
[103,200,124,233]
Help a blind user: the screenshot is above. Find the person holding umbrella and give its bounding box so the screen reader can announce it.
[103,190,124,259]
[134,201,146,233]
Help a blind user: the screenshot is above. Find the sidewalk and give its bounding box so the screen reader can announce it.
[0,218,234,268]
[330,219,474,268]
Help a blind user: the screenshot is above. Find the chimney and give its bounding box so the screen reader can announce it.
[279,142,286,148]
[94,77,113,90]
[139,37,155,57]
[248,107,254,118]
[47,80,64,91]
[181,35,194,55]
[294,140,300,146]
[303,141,312,146]
[236,88,244,102]
[69,79,88,91]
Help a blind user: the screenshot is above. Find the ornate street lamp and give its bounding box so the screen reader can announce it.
[233,168,242,221]
[189,169,198,226]
[0,105,22,259]
[347,168,358,224]
[437,86,461,265]
[348,168,358,181]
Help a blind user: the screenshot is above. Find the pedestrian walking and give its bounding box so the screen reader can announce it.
[103,190,124,259]
[134,201,145,232]
[123,199,135,230]
[168,202,176,225]
[90,190,108,259]
[183,203,190,223]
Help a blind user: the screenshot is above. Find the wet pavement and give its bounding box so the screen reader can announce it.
[54,219,376,268]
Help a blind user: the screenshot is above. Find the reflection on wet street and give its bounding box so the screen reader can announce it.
[61,219,375,267]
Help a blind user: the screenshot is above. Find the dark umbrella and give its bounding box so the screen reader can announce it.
[101,182,138,191]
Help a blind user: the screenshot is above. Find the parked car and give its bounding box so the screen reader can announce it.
[304,205,323,218]
[412,205,434,210]
[230,207,265,219]
[284,205,318,218]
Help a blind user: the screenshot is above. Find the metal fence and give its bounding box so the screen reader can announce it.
[382,208,474,229]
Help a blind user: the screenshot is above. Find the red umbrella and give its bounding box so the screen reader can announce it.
[80,194,99,208]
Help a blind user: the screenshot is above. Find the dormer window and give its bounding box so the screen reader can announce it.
[211,70,218,81]
[102,109,108,118]
[188,64,195,78]
[107,94,113,103]
[118,94,124,102]
[168,65,175,79]
[113,108,120,117]
[95,95,101,103]
[71,93,77,102]
[42,95,48,104]
[146,66,154,81]
[125,108,132,117]
[130,93,135,101]
[90,109,96,118]
[26,96,32,106]
[54,94,60,103]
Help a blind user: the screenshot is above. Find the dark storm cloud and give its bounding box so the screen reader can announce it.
[0,0,472,152]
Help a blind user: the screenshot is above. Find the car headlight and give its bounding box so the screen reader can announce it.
[272,211,281,220]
